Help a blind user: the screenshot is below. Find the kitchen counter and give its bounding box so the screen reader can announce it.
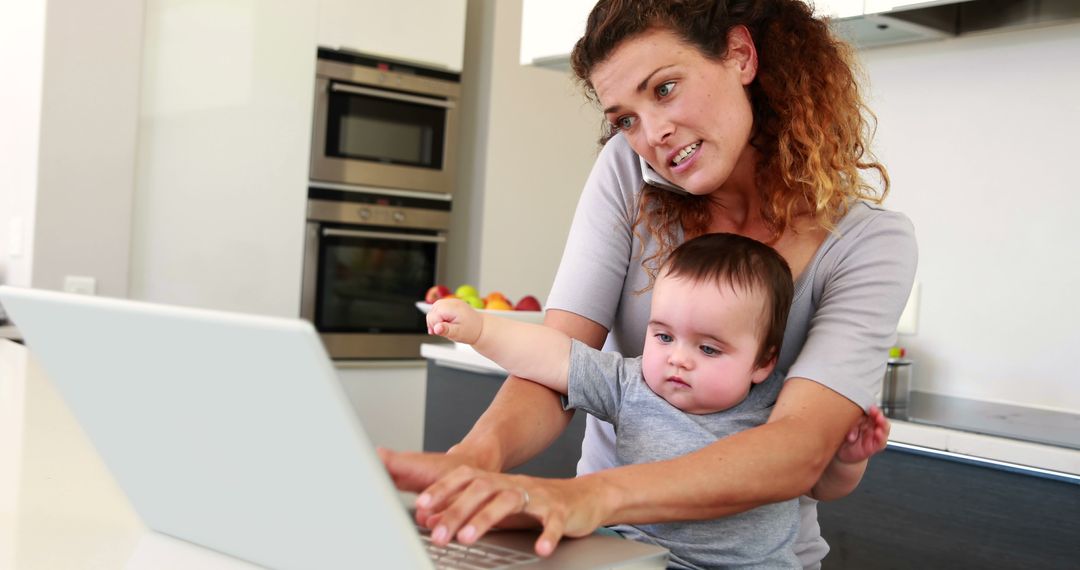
[0,324,20,342]
[902,390,1080,450]
[422,343,1080,478]
[421,341,502,375]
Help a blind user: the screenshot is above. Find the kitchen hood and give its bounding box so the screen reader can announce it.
[833,0,1080,49]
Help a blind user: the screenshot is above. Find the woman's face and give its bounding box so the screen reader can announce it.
[591,27,758,196]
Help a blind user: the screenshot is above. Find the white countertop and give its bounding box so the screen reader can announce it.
[421,341,505,375]
[421,343,1080,478]
[0,324,20,341]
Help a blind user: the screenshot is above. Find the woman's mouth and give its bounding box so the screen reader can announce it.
[670,141,701,167]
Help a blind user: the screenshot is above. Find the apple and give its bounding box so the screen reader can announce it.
[485,298,512,311]
[484,291,509,305]
[514,295,541,311]
[455,284,479,299]
[462,295,484,309]
[424,284,452,304]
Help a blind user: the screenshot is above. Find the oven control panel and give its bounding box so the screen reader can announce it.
[306,185,451,231]
[308,200,449,232]
[353,206,409,225]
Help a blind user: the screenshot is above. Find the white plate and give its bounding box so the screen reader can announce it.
[415,301,545,324]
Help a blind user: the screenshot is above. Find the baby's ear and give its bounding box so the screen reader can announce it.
[750,352,778,384]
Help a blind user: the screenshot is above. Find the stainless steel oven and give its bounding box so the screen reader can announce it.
[310,49,461,195]
[301,185,449,359]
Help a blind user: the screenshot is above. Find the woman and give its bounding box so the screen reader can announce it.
[382,0,917,566]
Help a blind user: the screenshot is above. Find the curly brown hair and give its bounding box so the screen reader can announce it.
[570,0,888,280]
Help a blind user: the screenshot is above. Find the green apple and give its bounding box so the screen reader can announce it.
[462,295,484,309]
[455,284,479,299]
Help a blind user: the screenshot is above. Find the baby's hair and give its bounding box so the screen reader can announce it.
[660,233,793,366]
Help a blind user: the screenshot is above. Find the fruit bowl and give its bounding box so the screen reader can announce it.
[415,301,545,324]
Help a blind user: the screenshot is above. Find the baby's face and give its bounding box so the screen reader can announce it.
[641,274,775,414]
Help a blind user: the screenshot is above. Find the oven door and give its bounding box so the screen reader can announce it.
[310,75,459,195]
[301,223,446,359]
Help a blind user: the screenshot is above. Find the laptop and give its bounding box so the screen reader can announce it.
[0,286,667,570]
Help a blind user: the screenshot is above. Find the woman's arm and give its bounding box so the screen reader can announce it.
[579,378,863,521]
[418,377,863,554]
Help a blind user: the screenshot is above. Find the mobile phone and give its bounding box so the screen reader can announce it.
[639,156,688,195]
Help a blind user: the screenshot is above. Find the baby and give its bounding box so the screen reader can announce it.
[427,233,886,569]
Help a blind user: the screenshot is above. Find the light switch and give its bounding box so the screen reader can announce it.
[897,281,919,335]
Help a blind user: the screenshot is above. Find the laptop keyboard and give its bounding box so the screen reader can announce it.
[420,533,540,569]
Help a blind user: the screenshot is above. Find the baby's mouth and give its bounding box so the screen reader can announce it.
[671,141,701,166]
[667,376,690,387]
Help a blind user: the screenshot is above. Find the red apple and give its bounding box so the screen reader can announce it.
[514,295,541,311]
[424,284,452,304]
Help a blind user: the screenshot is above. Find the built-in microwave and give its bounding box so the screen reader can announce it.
[310,49,462,195]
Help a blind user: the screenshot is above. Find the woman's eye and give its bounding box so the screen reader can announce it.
[655,333,673,343]
[614,115,636,131]
[656,81,675,97]
[700,346,719,356]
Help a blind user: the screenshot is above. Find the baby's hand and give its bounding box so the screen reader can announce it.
[426,298,483,345]
[835,406,890,464]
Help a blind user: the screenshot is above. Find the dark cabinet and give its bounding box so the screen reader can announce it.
[423,361,587,478]
[819,446,1080,569]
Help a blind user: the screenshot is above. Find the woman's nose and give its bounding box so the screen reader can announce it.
[641,113,673,147]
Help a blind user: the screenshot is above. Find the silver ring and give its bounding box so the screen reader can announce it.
[519,488,530,512]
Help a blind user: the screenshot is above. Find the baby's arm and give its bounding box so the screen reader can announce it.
[809,406,890,501]
[426,298,571,394]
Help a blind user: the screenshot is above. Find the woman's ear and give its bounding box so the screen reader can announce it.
[727,25,758,85]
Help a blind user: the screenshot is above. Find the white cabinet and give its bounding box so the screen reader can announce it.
[517,0,976,66]
[809,0,865,19]
[518,0,869,68]
[336,362,427,453]
[317,0,468,72]
[519,0,591,66]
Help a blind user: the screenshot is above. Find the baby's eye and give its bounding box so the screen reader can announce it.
[655,333,673,343]
[700,345,720,356]
[656,81,675,97]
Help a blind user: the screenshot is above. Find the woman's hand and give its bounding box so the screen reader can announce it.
[416,466,613,557]
[377,447,487,494]
[834,405,891,465]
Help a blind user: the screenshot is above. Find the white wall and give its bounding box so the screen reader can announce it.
[451,0,599,303]
[861,22,1080,412]
[129,0,317,317]
[0,0,141,297]
[30,0,144,298]
[0,1,46,288]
